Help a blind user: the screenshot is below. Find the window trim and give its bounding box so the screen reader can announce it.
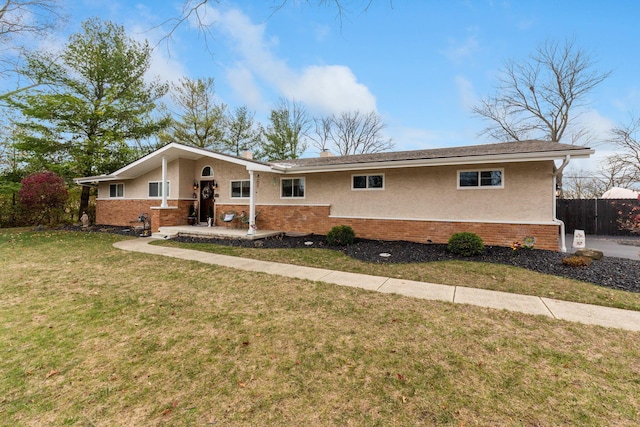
[457,168,504,189]
[351,173,385,191]
[230,179,251,198]
[148,180,171,198]
[201,165,214,177]
[109,183,124,198]
[280,177,306,199]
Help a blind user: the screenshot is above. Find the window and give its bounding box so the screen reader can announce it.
[148,181,170,198]
[231,180,251,198]
[109,183,124,198]
[281,178,305,198]
[201,166,214,177]
[352,174,384,190]
[458,169,503,188]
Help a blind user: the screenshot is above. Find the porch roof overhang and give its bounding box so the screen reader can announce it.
[74,142,272,184]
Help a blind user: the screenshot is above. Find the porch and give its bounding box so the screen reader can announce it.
[155,224,284,240]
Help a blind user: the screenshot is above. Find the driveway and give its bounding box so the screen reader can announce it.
[566,235,640,261]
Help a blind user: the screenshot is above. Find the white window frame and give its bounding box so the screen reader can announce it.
[201,165,214,177]
[148,181,171,198]
[109,183,124,198]
[281,177,305,199]
[352,173,385,190]
[230,180,251,198]
[457,169,504,189]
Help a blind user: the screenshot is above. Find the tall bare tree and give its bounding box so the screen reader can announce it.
[608,115,640,186]
[326,111,393,155]
[472,39,610,144]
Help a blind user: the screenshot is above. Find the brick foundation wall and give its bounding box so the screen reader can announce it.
[98,200,559,250]
[96,199,195,232]
[215,204,560,251]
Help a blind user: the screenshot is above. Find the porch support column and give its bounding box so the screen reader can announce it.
[161,155,168,208]
[247,170,256,235]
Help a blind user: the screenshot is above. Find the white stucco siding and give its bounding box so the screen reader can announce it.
[270,161,554,223]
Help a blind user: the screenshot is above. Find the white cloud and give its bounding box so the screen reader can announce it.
[225,64,268,111]
[442,29,480,62]
[282,65,376,115]
[195,5,376,115]
[455,75,477,110]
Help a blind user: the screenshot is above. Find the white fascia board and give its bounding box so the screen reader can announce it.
[281,148,595,174]
[74,175,119,184]
[247,163,276,173]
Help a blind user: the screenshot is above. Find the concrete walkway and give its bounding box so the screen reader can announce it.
[113,238,640,332]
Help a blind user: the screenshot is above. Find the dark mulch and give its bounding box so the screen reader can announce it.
[64,225,640,294]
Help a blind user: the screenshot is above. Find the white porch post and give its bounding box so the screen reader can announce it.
[247,170,256,235]
[161,155,168,208]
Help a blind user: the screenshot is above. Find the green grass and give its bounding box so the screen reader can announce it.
[1,229,640,426]
[154,239,640,312]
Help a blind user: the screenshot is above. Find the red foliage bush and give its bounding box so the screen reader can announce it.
[18,171,69,224]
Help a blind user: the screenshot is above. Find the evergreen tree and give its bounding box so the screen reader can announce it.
[8,18,169,217]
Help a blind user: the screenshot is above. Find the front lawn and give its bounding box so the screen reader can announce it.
[1,229,639,426]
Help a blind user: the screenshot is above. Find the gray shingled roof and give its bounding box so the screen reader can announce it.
[271,140,591,168]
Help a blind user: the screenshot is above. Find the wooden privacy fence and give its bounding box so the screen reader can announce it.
[556,198,640,235]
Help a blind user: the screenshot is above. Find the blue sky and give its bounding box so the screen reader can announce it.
[29,1,640,170]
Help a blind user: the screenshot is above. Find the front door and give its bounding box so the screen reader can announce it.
[199,180,216,223]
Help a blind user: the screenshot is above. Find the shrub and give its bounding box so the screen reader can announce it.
[562,255,592,267]
[327,225,355,246]
[447,232,485,256]
[18,171,69,225]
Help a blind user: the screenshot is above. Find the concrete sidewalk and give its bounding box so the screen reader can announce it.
[113,238,640,332]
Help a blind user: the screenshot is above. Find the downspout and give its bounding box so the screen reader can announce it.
[247,170,256,235]
[553,155,571,252]
[161,156,168,208]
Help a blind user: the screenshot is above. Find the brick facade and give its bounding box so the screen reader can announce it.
[96,199,195,232]
[215,203,560,251]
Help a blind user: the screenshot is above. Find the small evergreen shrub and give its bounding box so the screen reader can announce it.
[327,225,356,246]
[562,255,592,267]
[447,232,485,256]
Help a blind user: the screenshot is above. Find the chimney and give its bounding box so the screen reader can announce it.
[320,148,334,158]
[241,150,253,160]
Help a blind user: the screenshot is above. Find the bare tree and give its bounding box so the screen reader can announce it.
[0,0,64,100]
[309,116,333,153]
[563,157,639,199]
[472,39,610,144]
[159,1,381,49]
[608,115,640,186]
[326,111,393,155]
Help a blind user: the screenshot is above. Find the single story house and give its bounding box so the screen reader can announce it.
[75,140,594,251]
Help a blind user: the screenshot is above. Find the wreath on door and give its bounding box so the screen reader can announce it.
[201,185,212,199]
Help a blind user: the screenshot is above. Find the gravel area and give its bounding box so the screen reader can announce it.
[68,226,640,294]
